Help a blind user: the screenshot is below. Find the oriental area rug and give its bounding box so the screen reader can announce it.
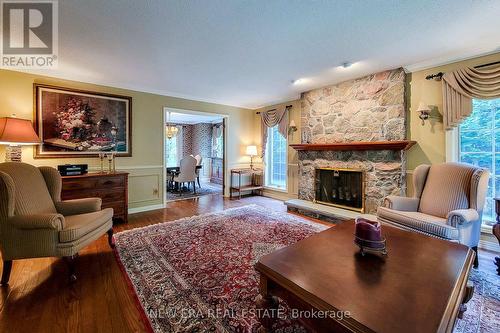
[166,182,222,202]
[114,205,499,333]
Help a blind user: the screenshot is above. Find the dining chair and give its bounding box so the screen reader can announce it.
[194,154,203,188]
[173,156,197,194]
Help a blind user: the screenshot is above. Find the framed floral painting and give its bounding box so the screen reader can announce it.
[34,84,132,158]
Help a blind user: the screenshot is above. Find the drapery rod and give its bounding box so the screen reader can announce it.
[425,60,500,81]
[255,105,293,114]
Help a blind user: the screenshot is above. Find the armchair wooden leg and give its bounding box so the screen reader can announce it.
[197,176,201,188]
[107,228,115,249]
[472,246,479,268]
[63,254,78,283]
[1,260,13,286]
[458,281,474,319]
[193,181,196,194]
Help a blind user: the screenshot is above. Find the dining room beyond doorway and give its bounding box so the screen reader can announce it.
[164,109,225,202]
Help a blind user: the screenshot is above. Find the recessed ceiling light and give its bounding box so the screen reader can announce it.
[341,62,353,69]
[291,78,308,85]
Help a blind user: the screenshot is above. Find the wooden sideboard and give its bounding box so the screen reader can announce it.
[61,172,129,223]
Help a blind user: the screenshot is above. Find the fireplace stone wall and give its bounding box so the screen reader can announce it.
[298,68,407,214]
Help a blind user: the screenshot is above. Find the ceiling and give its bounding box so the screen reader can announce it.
[167,111,223,125]
[22,0,500,108]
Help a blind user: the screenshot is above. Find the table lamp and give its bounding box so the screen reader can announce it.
[0,116,41,162]
[246,145,258,170]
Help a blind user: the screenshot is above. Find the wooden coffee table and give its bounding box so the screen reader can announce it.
[255,220,474,333]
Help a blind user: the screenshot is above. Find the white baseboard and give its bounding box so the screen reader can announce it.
[128,203,165,214]
[262,189,297,202]
[479,239,500,253]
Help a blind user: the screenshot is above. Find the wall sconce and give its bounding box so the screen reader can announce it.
[416,102,431,125]
[289,119,298,134]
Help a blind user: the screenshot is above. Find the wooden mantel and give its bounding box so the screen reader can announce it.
[289,140,416,151]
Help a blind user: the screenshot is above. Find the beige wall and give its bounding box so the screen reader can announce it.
[252,99,301,200]
[0,69,254,210]
[407,52,500,192]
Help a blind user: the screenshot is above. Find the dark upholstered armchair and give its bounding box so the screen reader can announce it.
[377,162,489,267]
[0,162,114,284]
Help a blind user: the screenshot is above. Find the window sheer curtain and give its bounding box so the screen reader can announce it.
[260,105,289,158]
[212,124,223,158]
[176,126,184,161]
[442,63,500,129]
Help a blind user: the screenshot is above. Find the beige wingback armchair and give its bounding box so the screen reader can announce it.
[0,162,114,284]
[377,162,489,267]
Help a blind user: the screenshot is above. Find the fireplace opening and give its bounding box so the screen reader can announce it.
[314,168,364,213]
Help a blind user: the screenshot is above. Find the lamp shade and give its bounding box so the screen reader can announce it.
[289,119,297,127]
[0,117,41,145]
[416,102,431,112]
[246,145,258,156]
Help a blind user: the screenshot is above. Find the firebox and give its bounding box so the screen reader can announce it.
[314,168,365,213]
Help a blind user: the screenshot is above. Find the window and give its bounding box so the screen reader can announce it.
[265,125,287,189]
[165,132,179,167]
[458,98,500,225]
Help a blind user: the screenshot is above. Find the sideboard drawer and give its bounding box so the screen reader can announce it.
[62,179,97,191]
[61,189,97,200]
[96,175,125,189]
[103,201,126,216]
[100,188,126,204]
[61,172,129,223]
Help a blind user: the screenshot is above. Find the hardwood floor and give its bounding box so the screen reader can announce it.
[0,195,498,333]
[0,195,285,333]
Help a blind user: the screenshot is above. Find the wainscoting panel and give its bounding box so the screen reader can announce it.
[129,174,160,203]
[119,167,163,209]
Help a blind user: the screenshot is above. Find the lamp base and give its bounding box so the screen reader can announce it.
[5,145,22,162]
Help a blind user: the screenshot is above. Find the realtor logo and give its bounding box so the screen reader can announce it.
[1,0,58,68]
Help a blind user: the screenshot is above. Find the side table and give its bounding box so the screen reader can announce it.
[230,168,263,199]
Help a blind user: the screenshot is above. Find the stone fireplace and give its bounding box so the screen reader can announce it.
[287,68,409,217]
[315,168,364,212]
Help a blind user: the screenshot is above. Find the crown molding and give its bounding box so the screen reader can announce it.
[403,49,500,73]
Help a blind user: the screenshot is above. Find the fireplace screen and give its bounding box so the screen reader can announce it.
[314,168,364,212]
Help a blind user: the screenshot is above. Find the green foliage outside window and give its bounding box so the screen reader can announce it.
[459,99,500,224]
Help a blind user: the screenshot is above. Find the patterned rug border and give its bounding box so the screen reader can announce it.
[113,248,155,333]
[115,204,327,238]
